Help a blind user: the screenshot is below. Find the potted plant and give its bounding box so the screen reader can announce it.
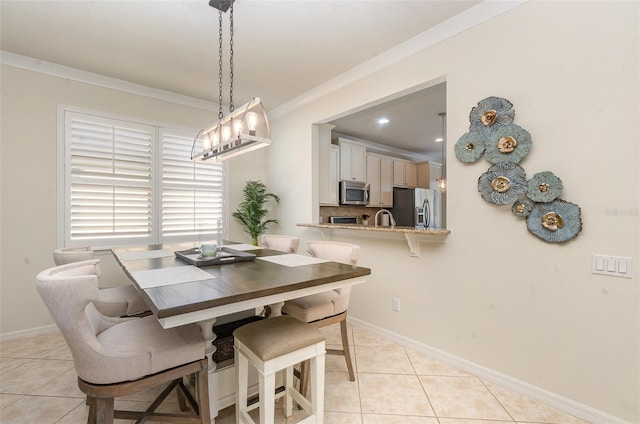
[232,180,280,246]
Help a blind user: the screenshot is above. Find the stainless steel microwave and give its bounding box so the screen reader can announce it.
[340,180,369,205]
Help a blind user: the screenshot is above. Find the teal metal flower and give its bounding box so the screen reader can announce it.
[526,171,563,203]
[526,199,582,243]
[484,124,532,164]
[511,198,534,217]
[454,132,486,163]
[469,97,515,133]
[477,162,527,205]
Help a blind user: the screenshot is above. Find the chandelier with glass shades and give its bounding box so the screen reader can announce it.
[192,0,271,162]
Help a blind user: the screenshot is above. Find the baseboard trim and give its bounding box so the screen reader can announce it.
[347,317,631,424]
[0,324,59,343]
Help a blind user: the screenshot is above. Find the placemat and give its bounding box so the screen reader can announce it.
[257,254,328,267]
[131,266,214,289]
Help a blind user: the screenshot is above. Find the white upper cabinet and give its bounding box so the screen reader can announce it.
[317,124,339,205]
[329,145,339,204]
[393,159,417,188]
[339,139,366,182]
[366,154,393,208]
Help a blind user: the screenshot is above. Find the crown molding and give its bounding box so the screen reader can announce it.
[0,0,526,118]
[269,0,528,119]
[0,50,218,112]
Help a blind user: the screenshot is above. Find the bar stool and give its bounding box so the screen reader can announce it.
[233,316,326,424]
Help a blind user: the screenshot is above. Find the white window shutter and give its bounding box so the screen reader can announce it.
[61,109,226,249]
[160,128,224,241]
[65,112,154,247]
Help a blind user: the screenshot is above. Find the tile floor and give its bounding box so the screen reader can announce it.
[0,323,591,424]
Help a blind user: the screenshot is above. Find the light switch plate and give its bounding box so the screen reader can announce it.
[592,255,633,279]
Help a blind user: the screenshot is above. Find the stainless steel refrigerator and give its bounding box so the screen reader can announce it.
[391,187,445,229]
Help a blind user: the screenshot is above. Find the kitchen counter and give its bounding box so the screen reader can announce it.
[297,223,450,257]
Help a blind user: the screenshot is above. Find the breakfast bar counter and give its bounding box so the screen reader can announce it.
[297,223,450,257]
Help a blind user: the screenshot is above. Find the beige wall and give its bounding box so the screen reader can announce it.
[0,65,267,332]
[265,2,639,422]
[1,1,638,422]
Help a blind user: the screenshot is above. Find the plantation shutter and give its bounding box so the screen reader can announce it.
[160,128,224,241]
[65,112,155,247]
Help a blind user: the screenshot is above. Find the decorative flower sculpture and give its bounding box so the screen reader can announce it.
[526,171,563,203]
[454,131,486,163]
[477,162,527,205]
[484,124,532,164]
[456,95,583,243]
[511,198,534,217]
[469,97,515,133]
[526,199,582,243]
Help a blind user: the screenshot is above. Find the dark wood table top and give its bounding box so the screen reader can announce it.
[112,241,371,324]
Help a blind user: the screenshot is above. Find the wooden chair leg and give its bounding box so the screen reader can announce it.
[340,318,355,381]
[86,396,97,424]
[94,397,114,424]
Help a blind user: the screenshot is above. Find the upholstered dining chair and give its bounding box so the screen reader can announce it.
[281,240,361,394]
[53,246,148,317]
[259,234,300,253]
[36,259,210,424]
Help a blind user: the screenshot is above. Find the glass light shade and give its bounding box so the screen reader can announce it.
[193,97,271,162]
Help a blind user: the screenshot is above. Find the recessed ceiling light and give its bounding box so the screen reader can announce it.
[377,118,390,125]
[435,137,444,143]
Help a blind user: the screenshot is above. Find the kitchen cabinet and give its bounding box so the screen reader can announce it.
[366,153,393,208]
[328,145,339,204]
[318,124,339,205]
[416,161,430,189]
[339,139,366,182]
[393,159,417,187]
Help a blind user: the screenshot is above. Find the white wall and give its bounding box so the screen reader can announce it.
[1,1,638,422]
[265,2,639,422]
[0,65,267,332]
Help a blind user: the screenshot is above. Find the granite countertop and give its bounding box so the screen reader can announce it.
[297,223,451,236]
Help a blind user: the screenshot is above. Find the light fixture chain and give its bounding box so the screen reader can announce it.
[228,2,234,113]
[217,9,224,120]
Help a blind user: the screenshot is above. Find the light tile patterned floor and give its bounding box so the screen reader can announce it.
[0,324,591,424]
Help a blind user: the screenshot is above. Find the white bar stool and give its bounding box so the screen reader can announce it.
[233,316,326,424]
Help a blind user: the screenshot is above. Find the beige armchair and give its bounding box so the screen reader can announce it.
[36,259,210,424]
[53,246,148,317]
[281,240,361,393]
[259,234,300,253]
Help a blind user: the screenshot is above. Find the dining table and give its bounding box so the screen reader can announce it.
[111,240,371,423]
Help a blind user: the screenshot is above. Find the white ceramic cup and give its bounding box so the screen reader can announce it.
[200,244,218,257]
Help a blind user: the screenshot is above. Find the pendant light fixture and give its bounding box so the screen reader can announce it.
[192,0,271,162]
[436,112,447,191]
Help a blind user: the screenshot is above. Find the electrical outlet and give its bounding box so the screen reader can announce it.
[392,297,400,312]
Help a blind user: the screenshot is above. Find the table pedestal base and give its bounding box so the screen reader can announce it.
[195,318,218,422]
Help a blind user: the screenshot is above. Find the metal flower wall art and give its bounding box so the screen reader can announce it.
[457,96,583,244]
[478,162,527,205]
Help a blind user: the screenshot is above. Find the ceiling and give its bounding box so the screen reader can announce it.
[1,0,481,161]
[329,82,447,161]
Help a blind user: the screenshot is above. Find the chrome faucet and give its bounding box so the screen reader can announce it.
[374,209,396,229]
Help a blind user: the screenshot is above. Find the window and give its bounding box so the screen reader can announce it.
[59,109,225,249]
